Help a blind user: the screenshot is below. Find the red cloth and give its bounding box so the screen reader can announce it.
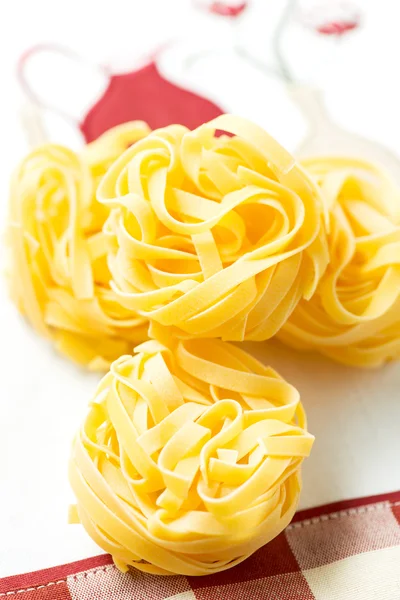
[1,490,399,599]
[80,61,224,143]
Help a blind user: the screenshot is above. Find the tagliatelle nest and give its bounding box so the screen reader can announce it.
[69,327,314,576]
[8,122,151,369]
[280,157,400,367]
[97,115,329,341]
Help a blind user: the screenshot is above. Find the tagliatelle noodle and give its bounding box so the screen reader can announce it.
[279,156,400,367]
[8,121,151,369]
[97,114,329,341]
[69,326,314,575]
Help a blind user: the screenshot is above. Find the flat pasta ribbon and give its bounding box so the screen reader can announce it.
[8,122,151,369]
[97,114,329,341]
[280,156,400,367]
[69,328,314,575]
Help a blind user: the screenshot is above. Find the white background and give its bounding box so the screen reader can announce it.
[1,0,400,578]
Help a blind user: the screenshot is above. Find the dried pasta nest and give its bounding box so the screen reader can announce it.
[8,122,151,369]
[280,157,400,367]
[98,115,329,341]
[69,328,314,575]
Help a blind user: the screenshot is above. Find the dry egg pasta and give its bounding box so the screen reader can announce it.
[8,121,150,369]
[280,156,400,367]
[98,115,329,341]
[69,329,314,575]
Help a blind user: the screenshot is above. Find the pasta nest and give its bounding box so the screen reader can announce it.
[98,115,329,341]
[280,157,400,367]
[69,329,314,575]
[8,122,151,369]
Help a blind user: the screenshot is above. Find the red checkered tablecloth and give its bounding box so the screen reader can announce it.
[1,491,399,600]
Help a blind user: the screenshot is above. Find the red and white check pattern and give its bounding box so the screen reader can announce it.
[1,491,399,600]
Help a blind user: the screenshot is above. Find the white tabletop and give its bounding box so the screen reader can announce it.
[1,0,400,578]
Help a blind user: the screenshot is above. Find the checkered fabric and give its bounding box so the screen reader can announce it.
[1,491,399,600]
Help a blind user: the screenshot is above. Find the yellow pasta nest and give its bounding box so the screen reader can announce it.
[8,122,151,369]
[280,157,400,367]
[69,329,314,576]
[98,114,329,341]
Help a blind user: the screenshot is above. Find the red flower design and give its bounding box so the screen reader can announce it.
[301,2,361,37]
[316,19,359,35]
[209,2,248,18]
